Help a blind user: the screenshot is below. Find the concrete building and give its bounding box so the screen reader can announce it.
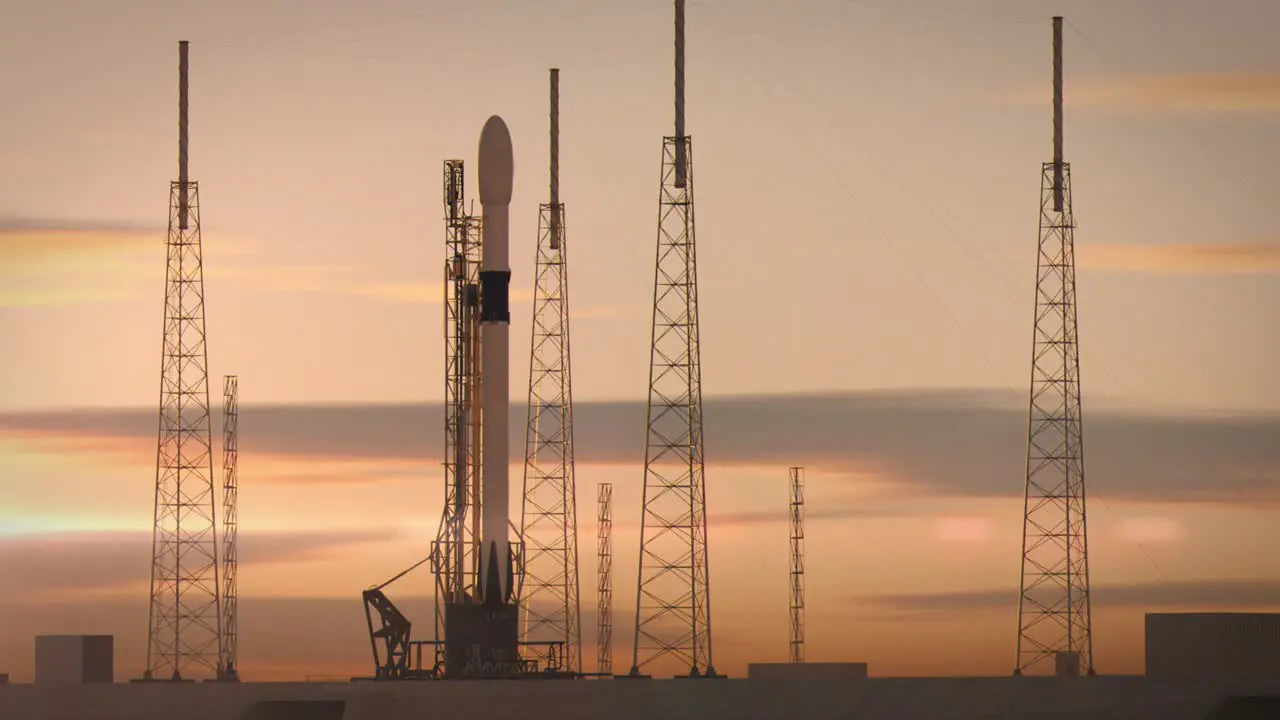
[1146,613,1280,679]
[34,635,114,685]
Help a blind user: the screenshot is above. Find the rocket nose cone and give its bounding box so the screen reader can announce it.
[478,115,514,206]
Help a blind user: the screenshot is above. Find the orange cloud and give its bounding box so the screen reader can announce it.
[1113,516,1187,544]
[1007,72,1280,114]
[931,516,994,543]
[0,223,253,307]
[1076,241,1280,275]
[0,221,571,309]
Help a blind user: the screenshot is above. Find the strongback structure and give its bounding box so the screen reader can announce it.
[1014,16,1094,677]
[431,158,485,673]
[145,40,223,682]
[219,375,239,681]
[359,165,481,681]
[597,482,613,676]
[630,0,716,679]
[520,68,583,674]
[789,467,805,665]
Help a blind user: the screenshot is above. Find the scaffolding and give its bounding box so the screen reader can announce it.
[597,482,613,676]
[789,467,805,664]
[219,375,239,680]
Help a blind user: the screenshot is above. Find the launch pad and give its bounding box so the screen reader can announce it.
[443,602,520,679]
[359,113,581,683]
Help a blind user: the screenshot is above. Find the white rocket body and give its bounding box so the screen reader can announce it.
[477,115,514,605]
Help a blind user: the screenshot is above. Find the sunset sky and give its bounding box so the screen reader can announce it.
[2,0,1279,682]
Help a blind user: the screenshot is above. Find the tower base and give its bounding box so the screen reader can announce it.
[444,602,521,679]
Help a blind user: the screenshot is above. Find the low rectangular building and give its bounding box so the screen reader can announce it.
[34,635,113,685]
[747,662,869,681]
[1145,613,1280,679]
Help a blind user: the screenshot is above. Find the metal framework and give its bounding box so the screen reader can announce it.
[630,0,716,679]
[145,40,223,682]
[789,467,805,664]
[432,159,484,670]
[219,375,239,680]
[520,68,583,674]
[1014,16,1094,677]
[597,482,613,676]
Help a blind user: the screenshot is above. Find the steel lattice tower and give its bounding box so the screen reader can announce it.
[432,159,484,667]
[1014,16,1094,677]
[145,40,223,682]
[789,467,805,664]
[520,68,583,674]
[630,0,716,679]
[597,482,613,676]
[219,375,239,681]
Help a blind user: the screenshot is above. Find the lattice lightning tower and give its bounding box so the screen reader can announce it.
[597,482,613,676]
[145,40,223,682]
[789,467,805,664]
[219,375,239,681]
[630,0,716,678]
[520,67,583,673]
[1014,16,1095,677]
[432,159,484,667]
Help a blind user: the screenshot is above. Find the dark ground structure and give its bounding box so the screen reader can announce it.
[3,676,1280,720]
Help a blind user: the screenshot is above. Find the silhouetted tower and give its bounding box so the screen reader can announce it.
[145,40,223,682]
[432,159,484,669]
[520,68,583,674]
[219,375,239,681]
[789,467,805,664]
[630,0,716,679]
[1014,16,1094,677]
[597,482,613,676]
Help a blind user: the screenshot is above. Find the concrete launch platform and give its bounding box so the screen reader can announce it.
[2,676,1280,720]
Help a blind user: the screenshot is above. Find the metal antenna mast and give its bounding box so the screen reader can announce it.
[630,0,716,679]
[219,375,239,681]
[597,482,613,676]
[789,467,805,664]
[145,40,223,682]
[1014,16,1094,677]
[432,159,484,670]
[520,67,583,674]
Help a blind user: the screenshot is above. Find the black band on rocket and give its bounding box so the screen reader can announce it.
[480,270,511,323]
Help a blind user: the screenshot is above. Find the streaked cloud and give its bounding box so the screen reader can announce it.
[1007,72,1280,114]
[863,578,1280,613]
[709,504,911,528]
[1077,242,1280,276]
[0,220,552,307]
[0,224,155,268]
[3,390,1278,503]
[0,220,251,307]
[0,219,253,268]
[1114,517,1187,544]
[0,528,406,600]
[931,517,994,543]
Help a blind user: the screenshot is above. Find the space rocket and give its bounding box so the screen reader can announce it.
[477,115,515,608]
